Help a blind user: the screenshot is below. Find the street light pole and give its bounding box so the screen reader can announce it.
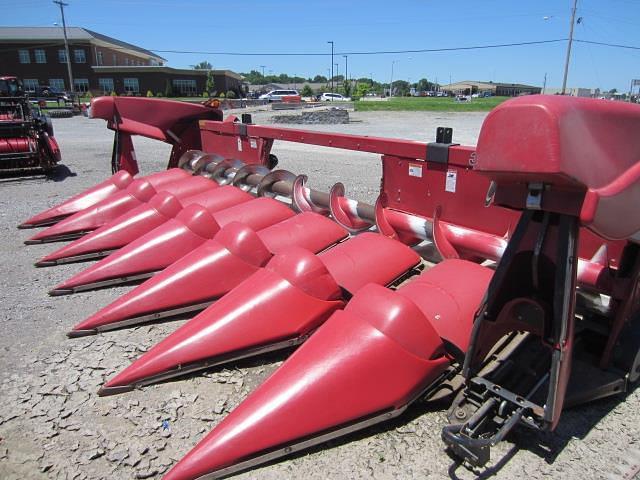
[259,65,266,77]
[327,41,334,93]
[561,0,578,95]
[343,55,348,92]
[389,61,395,97]
[335,63,339,91]
[53,0,75,103]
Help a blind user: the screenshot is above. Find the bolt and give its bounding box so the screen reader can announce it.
[455,408,467,420]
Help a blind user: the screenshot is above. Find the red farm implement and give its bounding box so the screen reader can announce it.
[19,95,640,479]
[0,76,61,173]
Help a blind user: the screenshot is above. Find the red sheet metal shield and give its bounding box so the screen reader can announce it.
[51,198,294,294]
[26,174,214,244]
[99,233,420,393]
[161,259,492,479]
[19,170,135,229]
[69,212,348,335]
[162,284,449,480]
[36,186,253,266]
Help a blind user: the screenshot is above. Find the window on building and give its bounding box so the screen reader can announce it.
[96,51,103,66]
[112,53,117,65]
[74,78,89,93]
[99,78,114,94]
[74,49,86,63]
[34,49,46,63]
[58,49,67,63]
[18,49,30,63]
[124,58,129,66]
[22,79,39,92]
[172,79,198,96]
[49,79,65,90]
[123,78,139,94]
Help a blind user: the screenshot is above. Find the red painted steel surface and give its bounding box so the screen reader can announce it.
[398,259,493,353]
[476,95,640,239]
[161,258,492,479]
[38,186,252,264]
[101,233,420,390]
[102,248,344,392]
[53,198,294,292]
[319,232,420,294]
[91,97,223,142]
[70,213,348,334]
[162,283,450,480]
[28,179,159,243]
[20,170,134,228]
[27,169,192,242]
[200,120,434,160]
[0,137,31,153]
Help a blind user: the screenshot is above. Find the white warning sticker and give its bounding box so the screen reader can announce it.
[445,169,457,193]
[237,137,243,151]
[408,163,423,178]
[249,138,258,149]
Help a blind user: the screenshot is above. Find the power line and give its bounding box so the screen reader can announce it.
[148,39,569,57]
[575,39,640,50]
[2,38,639,56]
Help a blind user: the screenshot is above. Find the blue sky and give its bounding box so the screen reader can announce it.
[4,0,639,90]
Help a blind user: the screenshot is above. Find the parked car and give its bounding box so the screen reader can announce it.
[320,93,350,101]
[258,89,299,102]
[33,86,70,103]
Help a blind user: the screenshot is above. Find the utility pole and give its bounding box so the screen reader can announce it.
[259,65,266,77]
[53,0,75,104]
[390,61,395,97]
[561,0,578,95]
[327,41,334,93]
[543,72,547,94]
[343,55,348,92]
[335,63,339,89]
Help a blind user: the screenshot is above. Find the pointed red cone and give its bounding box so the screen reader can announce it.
[26,175,213,245]
[99,247,344,393]
[36,186,252,266]
[18,170,134,229]
[68,212,347,335]
[98,234,420,390]
[19,168,189,229]
[161,284,449,480]
[51,198,294,295]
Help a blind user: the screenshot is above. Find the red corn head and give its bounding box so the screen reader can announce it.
[50,198,294,295]
[99,233,420,392]
[69,212,348,335]
[19,168,188,229]
[26,174,213,245]
[162,259,492,479]
[162,284,450,480]
[36,186,253,266]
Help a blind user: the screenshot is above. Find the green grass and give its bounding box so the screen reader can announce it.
[354,96,509,112]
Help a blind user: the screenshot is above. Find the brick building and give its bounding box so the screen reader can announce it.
[0,27,244,97]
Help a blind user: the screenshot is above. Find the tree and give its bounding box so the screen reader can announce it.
[192,60,212,70]
[205,70,215,96]
[416,78,432,93]
[301,84,314,97]
[355,82,370,98]
[313,75,328,83]
[342,80,352,98]
[391,80,411,96]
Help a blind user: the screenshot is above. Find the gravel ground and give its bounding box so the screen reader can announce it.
[0,109,638,480]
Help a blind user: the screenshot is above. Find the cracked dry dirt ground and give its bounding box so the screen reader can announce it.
[1,111,638,480]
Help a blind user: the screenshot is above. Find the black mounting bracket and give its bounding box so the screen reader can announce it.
[427,127,459,165]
